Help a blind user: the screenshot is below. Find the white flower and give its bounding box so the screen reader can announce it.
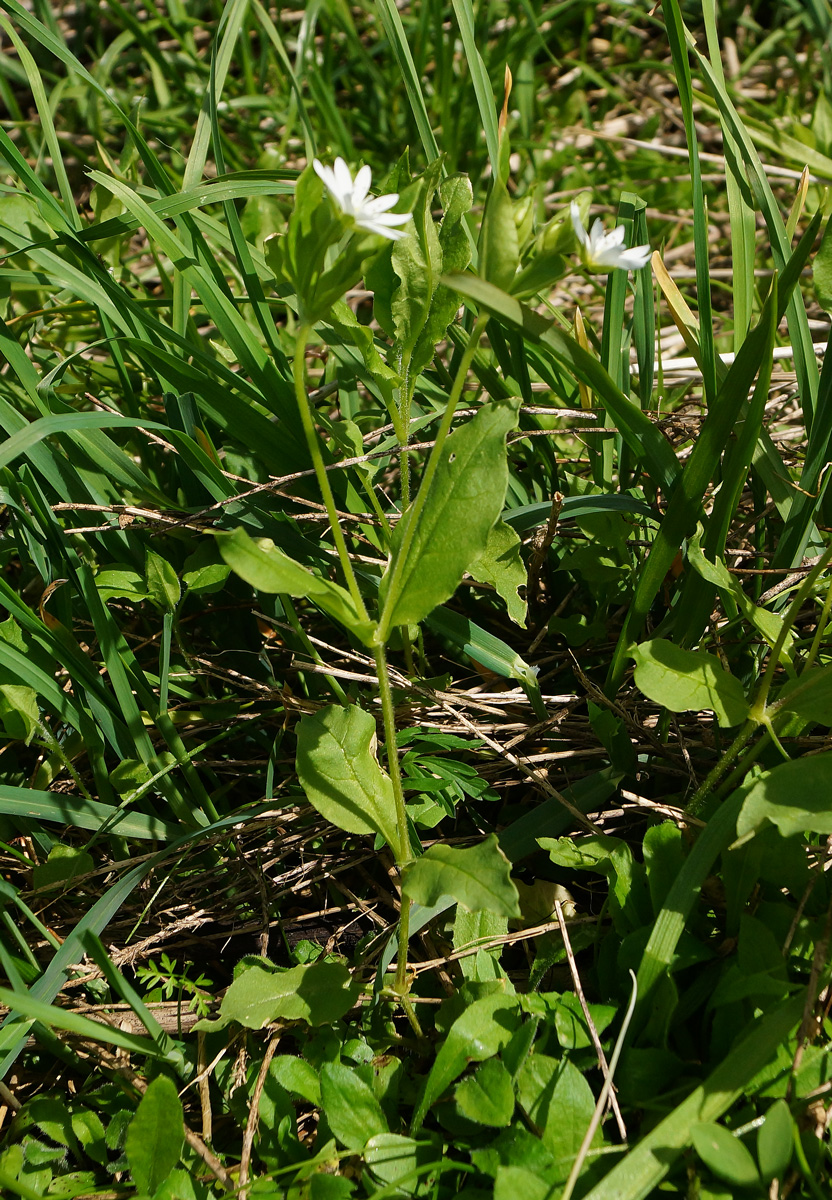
[313,157,412,241]
[570,201,651,273]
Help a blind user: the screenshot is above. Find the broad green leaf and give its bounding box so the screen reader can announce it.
[736,753,832,840]
[402,834,520,917]
[469,520,527,626]
[691,1123,760,1189]
[516,1055,599,1171]
[365,1133,429,1195]
[632,639,749,729]
[272,1056,321,1106]
[0,684,39,744]
[381,398,519,632]
[320,1063,388,1150]
[454,908,507,982]
[94,565,148,604]
[757,1100,793,1182]
[214,961,358,1030]
[412,991,519,1132]
[26,1097,81,1156]
[296,704,400,852]
[217,527,376,645]
[539,834,646,933]
[145,550,180,612]
[774,665,832,726]
[494,1167,553,1200]
[182,542,231,596]
[455,1058,515,1127]
[32,845,94,892]
[124,1075,183,1196]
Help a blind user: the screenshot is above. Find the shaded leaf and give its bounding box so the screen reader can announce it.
[296,704,400,851]
[736,752,832,840]
[320,1063,388,1150]
[469,520,527,625]
[217,527,376,645]
[124,1075,183,1196]
[455,1058,515,1126]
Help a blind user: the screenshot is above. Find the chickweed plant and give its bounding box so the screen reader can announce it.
[0,0,830,1197]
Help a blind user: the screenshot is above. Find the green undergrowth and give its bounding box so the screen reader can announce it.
[0,0,831,1197]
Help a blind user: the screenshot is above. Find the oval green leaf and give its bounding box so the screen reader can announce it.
[632,638,749,729]
[296,704,400,852]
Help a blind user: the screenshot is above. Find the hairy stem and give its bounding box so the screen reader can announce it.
[293,324,368,619]
[372,641,413,996]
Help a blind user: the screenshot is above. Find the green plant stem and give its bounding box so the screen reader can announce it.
[399,352,414,508]
[684,718,758,816]
[379,312,489,641]
[372,641,413,996]
[293,324,369,620]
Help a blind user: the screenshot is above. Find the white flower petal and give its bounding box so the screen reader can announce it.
[571,201,589,248]
[312,159,414,242]
[352,164,372,208]
[363,193,401,215]
[333,157,353,199]
[616,245,651,270]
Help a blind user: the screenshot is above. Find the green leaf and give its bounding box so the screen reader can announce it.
[516,1056,599,1171]
[479,182,519,291]
[632,638,749,729]
[94,565,148,604]
[412,991,519,1132]
[32,845,94,892]
[410,174,474,377]
[217,527,376,645]
[691,1123,760,1189]
[365,1133,429,1196]
[469,520,527,626]
[391,159,444,355]
[145,550,181,612]
[455,1058,515,1127]
[813,217,832,312]
[774,665,832,726]
[582,994,804,1200]
[402,834,520,917]
[296,704,400,852]
[0,684,39,744]
[124,1075,183,1196]
[687,528,793,665]
[182,542,231,596]
[26,1097,81,1156]
[736,752,832,840]
[757,1100,793,1182]
[320,1063,388,1150]
[494,1167,553,1200]
[214,961,358,1030]
[381,398,519,631]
